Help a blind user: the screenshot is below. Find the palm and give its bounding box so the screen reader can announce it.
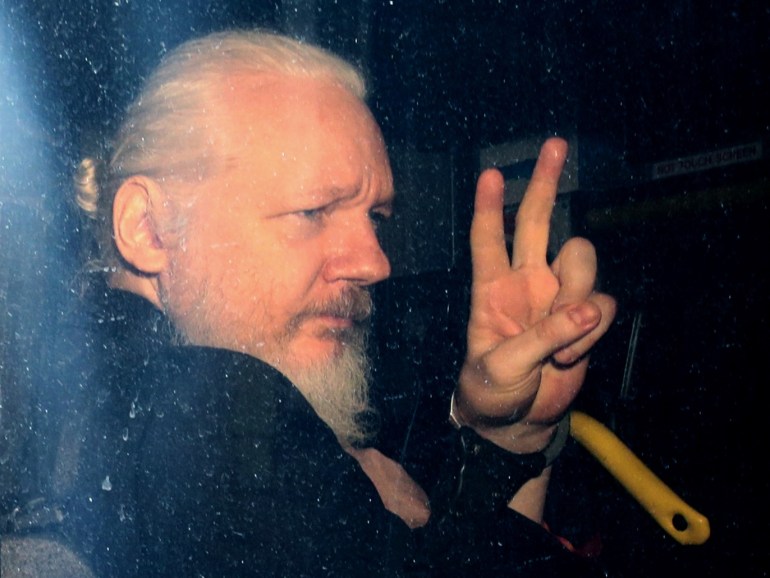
[467,264,560,358]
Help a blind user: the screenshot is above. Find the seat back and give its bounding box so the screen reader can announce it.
[0,201,96,577]
[1,534,95,578]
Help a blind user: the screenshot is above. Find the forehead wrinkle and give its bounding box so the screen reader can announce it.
[208,75,392,208]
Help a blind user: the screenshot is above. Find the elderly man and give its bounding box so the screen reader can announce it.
[65,29,615,577]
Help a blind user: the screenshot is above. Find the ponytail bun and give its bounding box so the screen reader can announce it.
[74,157,102,219]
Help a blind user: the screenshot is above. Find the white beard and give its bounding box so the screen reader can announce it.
[281,324,375,447]
[160,271,377,446]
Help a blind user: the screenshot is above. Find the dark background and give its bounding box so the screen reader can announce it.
[2,1,769,577]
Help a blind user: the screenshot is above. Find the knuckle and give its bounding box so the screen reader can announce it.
[563,236,595,255]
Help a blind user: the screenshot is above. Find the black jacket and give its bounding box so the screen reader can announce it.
[60,288,602,577]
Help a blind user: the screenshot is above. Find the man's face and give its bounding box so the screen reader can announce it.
[158,74,393,440]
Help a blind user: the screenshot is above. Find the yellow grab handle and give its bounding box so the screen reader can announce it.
[569,410,710,545]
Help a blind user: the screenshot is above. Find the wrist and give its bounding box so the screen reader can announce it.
[474,420,559,455]
[449,390,570,464]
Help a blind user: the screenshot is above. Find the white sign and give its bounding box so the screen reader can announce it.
[651,142,762,180]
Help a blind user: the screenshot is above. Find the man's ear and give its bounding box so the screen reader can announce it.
[113,176,170,275]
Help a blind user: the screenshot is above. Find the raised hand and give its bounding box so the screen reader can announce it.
[455,137,616,453]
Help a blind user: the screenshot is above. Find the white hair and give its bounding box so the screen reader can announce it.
[75,29,367,273]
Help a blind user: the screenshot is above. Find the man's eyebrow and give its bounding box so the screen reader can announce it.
[298,177,395,208]
[301,186,356,204]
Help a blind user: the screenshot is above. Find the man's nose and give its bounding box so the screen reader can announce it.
[322,220,391,286]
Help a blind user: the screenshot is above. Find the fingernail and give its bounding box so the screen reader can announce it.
[568,304,599,327]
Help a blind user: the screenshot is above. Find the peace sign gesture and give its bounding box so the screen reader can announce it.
[455,137,616,453]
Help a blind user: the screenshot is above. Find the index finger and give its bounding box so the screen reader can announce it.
[470,168,510,284]
[512,137,568,268]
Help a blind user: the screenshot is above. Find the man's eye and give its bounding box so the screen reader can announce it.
[298,208,324,221]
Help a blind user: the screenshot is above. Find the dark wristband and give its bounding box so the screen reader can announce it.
[445,414,571,515]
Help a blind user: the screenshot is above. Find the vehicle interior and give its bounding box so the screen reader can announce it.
[2,2,768,576]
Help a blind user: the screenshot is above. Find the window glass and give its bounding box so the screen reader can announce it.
[1,2,767,576]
